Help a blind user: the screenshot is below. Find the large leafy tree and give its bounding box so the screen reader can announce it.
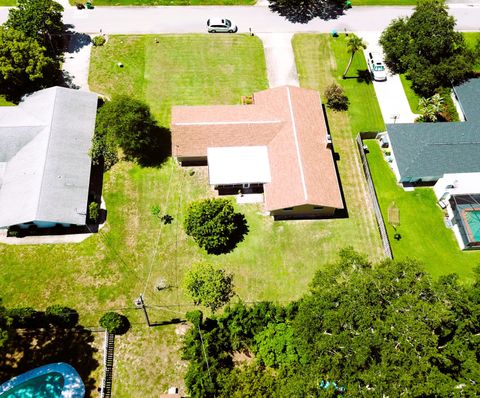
[184,263,235,313]
[292,248,480,396]
[6,0,64,58]
[182,249,480,397]
[268,0,344,24]
[380,0,475,96]
[343,34,366,79]
[95,96,167,166]
[184,198,248,255]
[0,27,58,99]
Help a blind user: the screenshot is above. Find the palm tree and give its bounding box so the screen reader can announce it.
[343,35,367,79]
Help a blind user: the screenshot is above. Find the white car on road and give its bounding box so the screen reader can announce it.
[368,52,387,81]
[207,18,238,33]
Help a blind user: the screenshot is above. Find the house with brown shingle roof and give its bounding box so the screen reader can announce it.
[171,85,343,219]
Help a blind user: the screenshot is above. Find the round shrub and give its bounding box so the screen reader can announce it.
[92,35,106,47]
[324,83,349,111]
[99,312,130,335]
[46,305,79,327]
[184,198,248,255]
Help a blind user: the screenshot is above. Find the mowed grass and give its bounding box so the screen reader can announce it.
[293,34,384,135]
[400,74,421,113]
[88,0,253,5]
[0,0,16,5]
[292,33,384,259]
[365,141,480,282]
[1,34,383,397]
[0,96,14,106]
[90,35,267,125]
[353,0,415,4]
[464,32,480,72]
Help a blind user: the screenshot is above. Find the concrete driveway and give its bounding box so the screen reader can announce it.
[360,31,418,124]
[257,33,299,87]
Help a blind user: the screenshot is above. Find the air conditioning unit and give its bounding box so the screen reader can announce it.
[326,134,332,148]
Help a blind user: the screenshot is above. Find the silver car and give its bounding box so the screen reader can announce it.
[207,18,238,33]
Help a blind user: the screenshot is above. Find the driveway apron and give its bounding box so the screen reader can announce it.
[257,32,299,87]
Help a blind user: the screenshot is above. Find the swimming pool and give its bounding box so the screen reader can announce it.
[0,363,85,398]
[465,210,480,242]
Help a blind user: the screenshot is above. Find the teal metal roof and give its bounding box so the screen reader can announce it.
[387,79,480,182]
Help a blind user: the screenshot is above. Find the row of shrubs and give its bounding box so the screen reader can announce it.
[8,305,79,329]
[8,306,130,335]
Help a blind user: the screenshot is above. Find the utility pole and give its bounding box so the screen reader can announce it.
[135,294,151,327]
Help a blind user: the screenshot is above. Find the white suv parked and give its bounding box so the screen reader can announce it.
[368,52,387,82]
[207,18,238,33]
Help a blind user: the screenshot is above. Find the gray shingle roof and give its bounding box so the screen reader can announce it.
[387,79,480,182]
[0,87,98,228]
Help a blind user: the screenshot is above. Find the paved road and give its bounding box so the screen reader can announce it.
[1,4,480,34]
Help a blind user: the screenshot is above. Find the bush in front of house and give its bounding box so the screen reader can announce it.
[99,311,130,335]
[324,83,349,111]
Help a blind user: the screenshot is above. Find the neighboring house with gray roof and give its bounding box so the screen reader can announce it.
[0,87,98,230]
[386,79,480,184]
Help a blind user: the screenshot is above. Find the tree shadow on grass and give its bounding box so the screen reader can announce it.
[343,69,372,84]
[0,326,99,397]
[137,125,172,167]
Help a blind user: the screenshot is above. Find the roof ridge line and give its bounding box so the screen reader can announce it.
[35,87,59,221]
[286,86,308,201]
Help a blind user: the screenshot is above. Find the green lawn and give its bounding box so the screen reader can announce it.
[464,32,480,72]
[0,0,16,5]
[294,34,385,134]
[365,141,480,282]
[0,96,14,106]
[72,0,253,5]
[0,34,384,397]
[353,0,415,4]
[293,33,384,255]
[400,74,420,113]
[90,35,267,125]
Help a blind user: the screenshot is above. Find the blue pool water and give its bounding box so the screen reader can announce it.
[466,210,480,241]
[0,363,85,398]
[1,372,64,398]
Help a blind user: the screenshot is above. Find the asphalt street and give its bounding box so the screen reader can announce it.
[0,4,480,34]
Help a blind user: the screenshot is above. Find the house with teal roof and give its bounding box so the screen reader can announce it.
[386,79,480,185]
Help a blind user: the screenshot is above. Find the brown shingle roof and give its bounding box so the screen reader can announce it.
[171,86,343,211]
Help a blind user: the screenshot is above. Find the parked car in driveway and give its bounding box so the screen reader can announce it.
[368,52,387,81]
[207,18,238,33]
